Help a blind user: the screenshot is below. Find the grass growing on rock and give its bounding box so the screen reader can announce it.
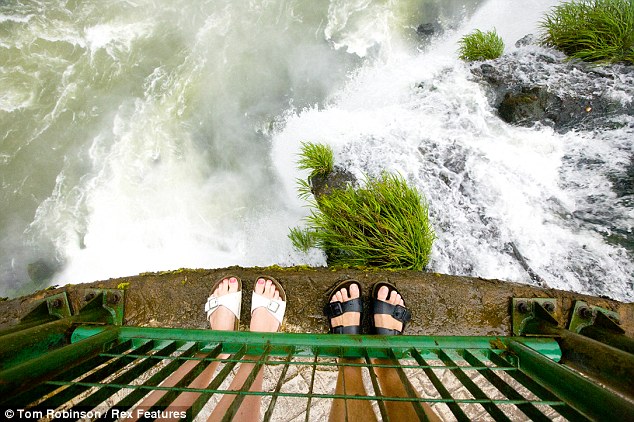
[291,143,435,271]
[307,173,434,270]
[297,141,334,179]
[540,0,634,64]
[458,29,505,61]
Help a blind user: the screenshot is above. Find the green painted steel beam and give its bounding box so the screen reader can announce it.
[508,340,634,421]
[0,306,114,371]
[0,326,120,399]
[71,326,562,361]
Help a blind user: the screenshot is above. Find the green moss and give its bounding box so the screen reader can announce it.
[261,264,317,272]
[117,282,130,290]
[540,0,634,64]
[458,29,505,61]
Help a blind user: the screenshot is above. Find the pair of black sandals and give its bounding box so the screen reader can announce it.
[324,280,412,335]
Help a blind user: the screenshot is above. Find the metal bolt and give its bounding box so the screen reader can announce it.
[543,302,555,313]
[608,314,621,325]
[108,293,120,305]
[578,306,594,319]
[51,299,62,309]
[85,292,96,302]
[516,301,529,314]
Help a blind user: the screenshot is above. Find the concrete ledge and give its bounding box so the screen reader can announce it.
[1,267,632,336]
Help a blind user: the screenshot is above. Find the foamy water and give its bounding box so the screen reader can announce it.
[1,0,632,301]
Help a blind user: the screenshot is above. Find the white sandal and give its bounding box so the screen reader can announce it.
[205,276,242,330]
[251,276,286,327]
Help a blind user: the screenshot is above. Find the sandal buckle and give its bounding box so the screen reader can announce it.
[328,302,344,317]
[393,305,405,320]
[392,305,411,322]
[267,301,280,313]
[205,297,219,313]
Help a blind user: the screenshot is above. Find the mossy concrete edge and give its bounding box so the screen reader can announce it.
[1,266,632,337]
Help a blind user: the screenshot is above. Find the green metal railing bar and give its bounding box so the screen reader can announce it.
[32,377,572,406]
[437,349,511,421]
[383,348,430,421]
[222,344,272,421]
[66,340,184,409]
[98,342,203,422]
[2,322,630,421]
[71,325,563,361]
[409,348,470,421]
[460,349,550,421]
[508,340,634,421]
[1,339,135,408]
[262,348,295,421]
[0,326,119,399]
[303,350,319,422]
[514,299,634,399]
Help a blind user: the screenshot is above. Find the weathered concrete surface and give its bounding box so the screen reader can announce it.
[1,266,632,337]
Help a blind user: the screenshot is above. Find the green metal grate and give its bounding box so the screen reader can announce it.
[3,325,629,421]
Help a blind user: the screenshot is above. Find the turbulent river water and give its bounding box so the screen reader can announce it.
[1,0,632,301]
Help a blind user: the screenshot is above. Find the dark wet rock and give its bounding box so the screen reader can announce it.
[309,165,357,198]
[417,22,444,39]
[515,34,535,48]
[27,260,55,283]
[470,47,634,132]
[497,86,554,125]
[609,156,634,198]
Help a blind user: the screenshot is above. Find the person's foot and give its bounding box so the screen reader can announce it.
[374,285,406,333]
[250,277,284,332]
[329,283,361,331]
[208,276,240,331]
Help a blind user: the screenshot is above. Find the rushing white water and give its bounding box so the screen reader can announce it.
[1,0,632,301]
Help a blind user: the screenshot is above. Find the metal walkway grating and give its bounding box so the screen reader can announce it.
[0,326,607,421]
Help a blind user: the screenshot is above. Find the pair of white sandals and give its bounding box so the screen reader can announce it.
[204,276,286,329]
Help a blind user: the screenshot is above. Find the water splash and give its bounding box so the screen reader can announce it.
[1,0,631,301]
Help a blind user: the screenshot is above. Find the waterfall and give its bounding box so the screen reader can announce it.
[1,0,631,301]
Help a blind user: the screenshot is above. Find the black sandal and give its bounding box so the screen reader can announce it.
[371,282,411,335]
[324,279,363,334]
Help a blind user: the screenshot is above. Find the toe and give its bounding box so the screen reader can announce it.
[341,287,349,302]
[255,277,266,295]
[388,289,398,304]
[349,283,360,299]
[265,279,274,297]
[378,285,389,301]
[335,291,343,303]
[228,277,239,293]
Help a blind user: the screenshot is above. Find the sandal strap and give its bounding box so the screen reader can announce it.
[375,327,402,336]
[205,291,242,320]
[251,292,286,324]
[373,300,411,324]
[325,299,362,334]
[332,325,361,335]
[325,297,362,318]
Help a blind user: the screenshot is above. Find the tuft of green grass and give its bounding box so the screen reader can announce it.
[288,227,317,252]
[292,172,435,270]
[297,142,334,179]
[458,29,505,61]
[540,0,634,64]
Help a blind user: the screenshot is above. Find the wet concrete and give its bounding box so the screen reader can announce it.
[1,266,632,337]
